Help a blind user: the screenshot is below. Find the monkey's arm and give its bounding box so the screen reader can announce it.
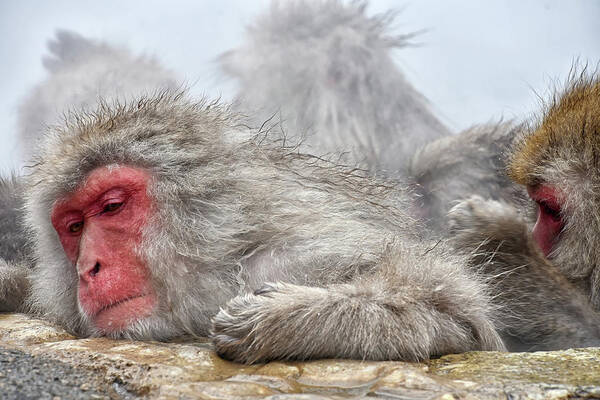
[211,243,504,364]
[449,196,600,351]
[0,259,30,312]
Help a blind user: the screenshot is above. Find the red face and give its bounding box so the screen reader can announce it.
[528,185,565,257]
[51,166,156,334]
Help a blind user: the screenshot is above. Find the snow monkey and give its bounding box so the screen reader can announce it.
[450,71,600,351]
[18,92,504,364]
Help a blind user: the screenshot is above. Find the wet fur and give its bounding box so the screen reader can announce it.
[24,92,504,362]
[450,71,600,350]
[0,176,32,312]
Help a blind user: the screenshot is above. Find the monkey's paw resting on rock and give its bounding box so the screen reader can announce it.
[211,258,505,365]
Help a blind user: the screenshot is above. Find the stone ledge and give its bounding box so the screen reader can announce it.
[0,314,598,399]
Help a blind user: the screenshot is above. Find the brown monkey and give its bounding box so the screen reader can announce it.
[22,92,503,363]
[450,71,600,350]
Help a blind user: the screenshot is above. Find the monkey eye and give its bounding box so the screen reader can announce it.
[537,200,561,222]
[102,202,123,213]
[68,221,84,233]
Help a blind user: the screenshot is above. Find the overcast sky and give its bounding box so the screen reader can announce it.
[0,0,598,173]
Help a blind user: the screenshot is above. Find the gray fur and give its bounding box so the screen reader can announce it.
[0,176,30,265]
[450,196,600,351]
[24,92,503,362]
[0,176,32,312]
[220,0,450,175]
[509,73,600,309]
[222,0,524,230]
[448,72,600,351]
[409,122,526,233]
[17,30,178,161]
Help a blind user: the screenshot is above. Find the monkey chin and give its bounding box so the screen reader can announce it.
[90,293,157,335]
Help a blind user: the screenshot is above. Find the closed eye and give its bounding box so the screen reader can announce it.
[538,201,561,221]
[102,202,123,214]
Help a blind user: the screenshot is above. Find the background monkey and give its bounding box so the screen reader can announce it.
[450,71,600,350]
[17,30,177,161]
[221,0,450,175]
[222,0,524,229]
[408,122,526,233]
[19,92,503,364]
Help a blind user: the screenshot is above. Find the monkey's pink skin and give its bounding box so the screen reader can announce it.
[51,166,156,333]
[528,185,564,257]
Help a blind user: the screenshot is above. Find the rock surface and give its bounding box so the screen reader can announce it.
[0,313,599,399]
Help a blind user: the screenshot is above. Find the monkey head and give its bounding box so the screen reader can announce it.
[509,73,600,305]
[24,94,243,339]
[49,166,155,333]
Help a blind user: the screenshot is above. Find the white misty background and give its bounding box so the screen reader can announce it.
[0,0,598,173]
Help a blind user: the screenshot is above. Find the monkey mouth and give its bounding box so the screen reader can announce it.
[92,292,156,333]
[96,293,150,315]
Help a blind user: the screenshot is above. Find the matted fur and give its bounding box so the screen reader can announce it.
[24,92,503,362]
[221,0,450,175]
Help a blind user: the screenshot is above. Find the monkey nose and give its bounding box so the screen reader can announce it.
[79,262,101,282]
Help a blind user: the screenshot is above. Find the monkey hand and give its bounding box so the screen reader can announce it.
[448,195,529,253]
[211,273,505,364]
[210,282,329,364]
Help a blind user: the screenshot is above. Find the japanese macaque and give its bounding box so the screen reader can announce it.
[20,92,503,363]
[17,30,177,161]
[221,0,450,175]
[450,71,600,350]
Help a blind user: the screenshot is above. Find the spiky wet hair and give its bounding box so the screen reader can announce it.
[507,68,600,308]
[18,30,178,161]
[509,69,600,185]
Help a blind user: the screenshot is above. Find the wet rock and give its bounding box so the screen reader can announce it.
[0,314,599,399]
